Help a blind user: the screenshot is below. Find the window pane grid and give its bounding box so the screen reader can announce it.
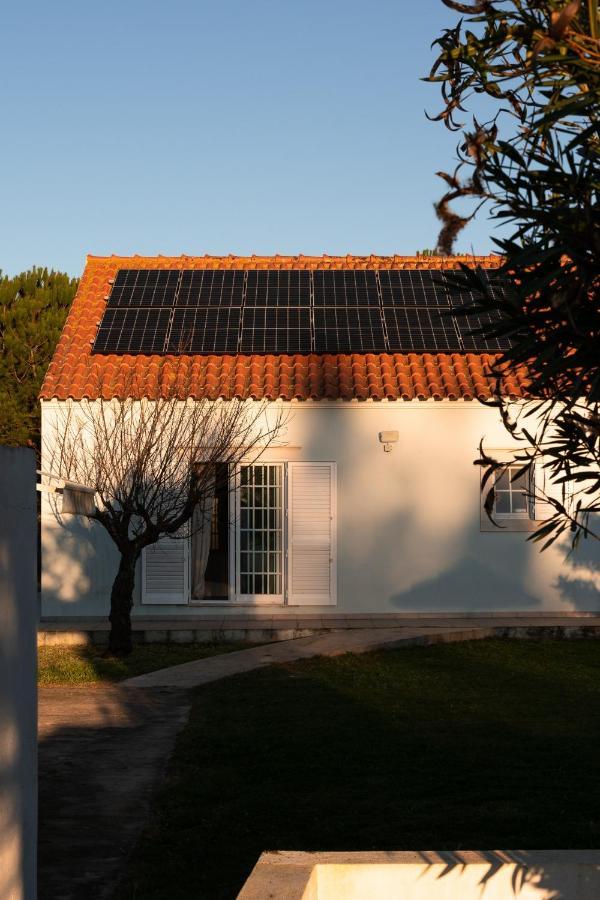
[495,464,529,517]
[240,464,283,595]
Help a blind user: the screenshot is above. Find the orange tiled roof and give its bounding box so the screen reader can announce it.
[40,254,528,402]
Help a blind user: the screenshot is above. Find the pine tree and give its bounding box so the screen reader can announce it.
[0,267,78,447]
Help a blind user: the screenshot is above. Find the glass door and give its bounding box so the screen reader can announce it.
[236,464,284,603]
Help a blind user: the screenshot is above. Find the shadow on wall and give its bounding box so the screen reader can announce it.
[296,404,567,613]
[307,850,597,899]
[555,537,600,610]
[390,555,542,612]
[41,515,122,616]
[414,849,599,899]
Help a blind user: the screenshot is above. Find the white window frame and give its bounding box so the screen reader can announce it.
[492,461,534,522]
[181,459,338,606]
[234,461,286,605]
[480,450,538,533]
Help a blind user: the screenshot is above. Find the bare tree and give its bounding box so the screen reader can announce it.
[45,385,285,655]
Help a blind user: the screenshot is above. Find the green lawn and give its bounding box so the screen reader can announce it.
[38,641,251,685]
[115,639,600,900]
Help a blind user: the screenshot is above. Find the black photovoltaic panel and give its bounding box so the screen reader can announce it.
[93,308,171,353]
[240,329,312,353]
[107,269,180,308]
[245,270,311,307]
[241,306,311,331]
[383,306,461,352]
[313,269,379,306]
[313,306,387,353]
[177,269,244,307]
[444,268,505,308]
[93,267,512,355]
[240,306,311,353]
[460,311,513,352]
[444,269,484,309]
[167,307,241,353]
[443,270,513,351]
[379,269,450,306]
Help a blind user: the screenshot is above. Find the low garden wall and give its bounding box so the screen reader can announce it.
[238,850,600,900]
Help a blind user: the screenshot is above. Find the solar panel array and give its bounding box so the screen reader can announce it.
[92,268,511,355]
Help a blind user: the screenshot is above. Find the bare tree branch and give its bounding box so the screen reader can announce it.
[44,375,286,653]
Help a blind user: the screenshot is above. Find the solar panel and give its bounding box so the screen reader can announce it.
[167,307,241,353]
[313,270,379,306]
[459,311,513,352]
[313,306,387,353]
[442,269,514,351]
[93,307,171,353]
[107,269,180,308]
[379,269,449,306]
[177,269,244,307]
[240,305,311,353]
[245,270,311,307]
[93,267,512,356]
[383,306,461,352]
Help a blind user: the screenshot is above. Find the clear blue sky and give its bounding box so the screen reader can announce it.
[1,0,499,278]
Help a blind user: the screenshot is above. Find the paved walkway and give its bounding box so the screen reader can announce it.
[38,685,190,900]
[123,625,492,689]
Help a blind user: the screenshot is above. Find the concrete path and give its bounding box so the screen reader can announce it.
[123,625,493,689]
[38,685,190,900]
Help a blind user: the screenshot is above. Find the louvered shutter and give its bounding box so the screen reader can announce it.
[533,462,568,522]
[287,462,336,606]
[142,534,189,605]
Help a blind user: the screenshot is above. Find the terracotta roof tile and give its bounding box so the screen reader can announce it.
[40,253,528,402]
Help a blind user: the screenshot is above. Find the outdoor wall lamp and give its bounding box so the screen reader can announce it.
[379,431,399,453]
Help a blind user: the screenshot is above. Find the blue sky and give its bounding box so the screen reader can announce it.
[1,0,499,277]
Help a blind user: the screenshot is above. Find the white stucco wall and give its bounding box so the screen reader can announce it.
[40,399,600,618]
[0,447,37,900]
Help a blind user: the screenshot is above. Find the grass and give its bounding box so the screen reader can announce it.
[38,641,251,685]
[115,639,600,899]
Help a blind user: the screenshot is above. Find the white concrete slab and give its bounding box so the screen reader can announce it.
[238,850,600,900]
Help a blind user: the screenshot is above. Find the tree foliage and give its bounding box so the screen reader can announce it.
[0,267,78,447]
[427,0,599,548]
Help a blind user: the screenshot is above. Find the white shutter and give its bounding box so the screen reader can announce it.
[142,534,189,605]
[288,462,336,606]
[533,462,568,522]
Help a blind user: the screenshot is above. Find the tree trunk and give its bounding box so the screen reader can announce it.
[108,550,137,656]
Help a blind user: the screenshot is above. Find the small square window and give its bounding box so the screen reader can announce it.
[494,464,532,520]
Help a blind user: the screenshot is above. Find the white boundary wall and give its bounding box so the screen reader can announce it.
[0,447,37,900]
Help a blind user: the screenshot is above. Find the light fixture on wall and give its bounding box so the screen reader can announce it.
[379,431,399,453]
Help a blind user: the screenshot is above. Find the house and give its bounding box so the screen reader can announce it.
[39,254,600,620]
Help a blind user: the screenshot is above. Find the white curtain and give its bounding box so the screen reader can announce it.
[191,472,215,600]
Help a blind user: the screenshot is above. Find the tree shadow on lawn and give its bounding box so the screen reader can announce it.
[38,685,191,900]
[114,639,600,900]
